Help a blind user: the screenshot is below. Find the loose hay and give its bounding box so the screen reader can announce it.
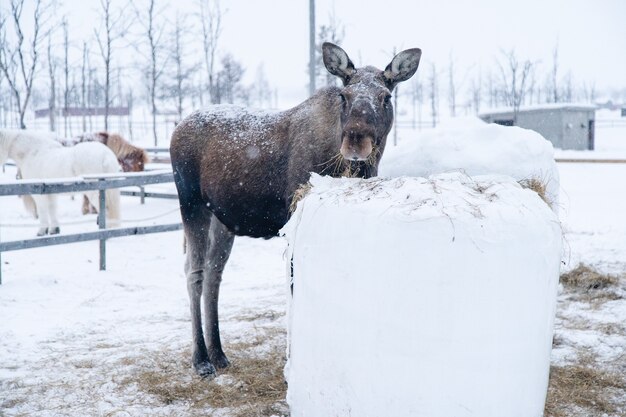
[289,182,312,213]
[547,264,626,416]
[544,354,626,417]
[518,177,550,207]
[561,264,619,290]
[123,326,288,417]
[559,264,622,307]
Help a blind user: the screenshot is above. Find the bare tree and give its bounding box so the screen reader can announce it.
[0,0,48,129]
[198,0,222,104]
[526,64,537,105]
[581,80,596,103]
[133,0,168,145]
[448,53,457,117]
[315,8,344,88]
[216,53,245,104]
[428,63,439,128]
[191,73,204,108]
[308,0,315,96]
[62,18,70,136]
[126,88,134,140]
[534,78,542,105]
[468,71,482,114]
[495,49,534,123]
[166,12,198,121]
[410,74,423,130]
[94,0,128,132]
[486,70,497,108]
[562,71,574,102]
[391,46,400,145]
[46,34,57,131]
[548,42,559,103]
[252,64,272,108]
[80,41,88,132]
[87,67,96,131]
[0,71,7,127]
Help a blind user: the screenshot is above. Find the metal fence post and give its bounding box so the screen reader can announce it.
[1,225,3,284]
[98,184,107,271]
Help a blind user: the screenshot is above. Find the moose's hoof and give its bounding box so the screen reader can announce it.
[49,227,60,235]
[194,360,217,379]
[36,228,48,236]
[209,352,231,370]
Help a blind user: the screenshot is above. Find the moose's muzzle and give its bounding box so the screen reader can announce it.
[340,128,374,161]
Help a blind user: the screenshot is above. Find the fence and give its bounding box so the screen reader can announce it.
[0,170,182,284]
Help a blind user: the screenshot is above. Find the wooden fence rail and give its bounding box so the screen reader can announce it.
[0,170,182,284]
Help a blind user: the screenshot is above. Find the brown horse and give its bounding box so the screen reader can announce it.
[65,132,149,172]
[170,42,421,377]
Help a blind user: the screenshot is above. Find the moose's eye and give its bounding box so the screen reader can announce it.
[383,94,392,104]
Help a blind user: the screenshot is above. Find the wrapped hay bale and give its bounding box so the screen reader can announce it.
[379,123,560,210]
[282,172,562,417]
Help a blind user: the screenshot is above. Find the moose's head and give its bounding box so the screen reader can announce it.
[322,42,421,162]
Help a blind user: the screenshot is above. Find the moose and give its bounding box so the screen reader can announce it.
[170,42,422,377]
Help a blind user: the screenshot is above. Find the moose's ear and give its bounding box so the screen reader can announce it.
[322,42,356,86]
[383,48,422,91]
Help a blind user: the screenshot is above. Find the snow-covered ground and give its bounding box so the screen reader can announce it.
[1,120,625,416]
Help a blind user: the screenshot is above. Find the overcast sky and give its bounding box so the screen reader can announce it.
[61,0,626,107]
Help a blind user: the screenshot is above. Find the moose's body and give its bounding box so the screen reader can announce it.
[172,89,368,239]
[170,43,421,377]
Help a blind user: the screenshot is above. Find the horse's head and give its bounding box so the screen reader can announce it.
[118,148,149,172]
[323,43,421,162]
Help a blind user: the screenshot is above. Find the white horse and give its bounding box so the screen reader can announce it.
[0,129,121,236]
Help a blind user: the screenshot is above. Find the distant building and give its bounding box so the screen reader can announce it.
[34,107,130,118]
[479,104,596,150]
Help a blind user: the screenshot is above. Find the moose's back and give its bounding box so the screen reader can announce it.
[171,105,292,238]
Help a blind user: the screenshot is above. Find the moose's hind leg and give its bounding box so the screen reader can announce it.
[203,215,235,369]
[183,205,216,378]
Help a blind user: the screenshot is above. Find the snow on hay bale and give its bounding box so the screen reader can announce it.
[379,122,560,210]
[282,173,562,417]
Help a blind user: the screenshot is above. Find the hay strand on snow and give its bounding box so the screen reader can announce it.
[518,177,550,207]
[290,182,312,214]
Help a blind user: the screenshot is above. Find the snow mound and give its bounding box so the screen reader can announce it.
[380,123,560,210]
[283,173,562,417]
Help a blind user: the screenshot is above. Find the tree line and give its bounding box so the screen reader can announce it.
[0,0,621,143]
[311,14,611,129]
[0,0,275,145]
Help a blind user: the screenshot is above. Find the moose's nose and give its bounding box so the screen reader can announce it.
[340,129,374,161]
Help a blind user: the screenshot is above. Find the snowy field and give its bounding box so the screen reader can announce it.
[1,121,626,416]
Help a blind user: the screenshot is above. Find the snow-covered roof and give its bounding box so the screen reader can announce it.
[479,102,597,117]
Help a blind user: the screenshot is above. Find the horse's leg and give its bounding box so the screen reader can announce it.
[82,195,91,215]
[32,195,50,236]
[204,214,235,369]
[84,192,99,215]
[182,203,216,377]
[47,195,60,234]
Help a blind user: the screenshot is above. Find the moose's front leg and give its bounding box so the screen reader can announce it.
[203,215,235,369]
